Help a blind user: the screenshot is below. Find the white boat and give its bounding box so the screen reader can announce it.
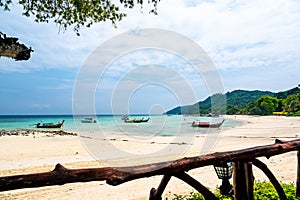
[81,117,97,123]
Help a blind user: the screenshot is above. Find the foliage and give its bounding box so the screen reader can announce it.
[226,105,240,115]
[226,90,274,108]
[245,95,279,115]
[0,0,159,35]
[172,181,300,200]
[254,181,300,200]
[172,192,205,200]
[165,87,300,116]
[283,93,300,116]
[275,87,300,99]
[183,93,227,115]
[171,190,232,200]
[165,89,276,115]
[172,190,231,200]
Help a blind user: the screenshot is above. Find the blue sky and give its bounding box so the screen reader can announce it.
[0,0,300,115]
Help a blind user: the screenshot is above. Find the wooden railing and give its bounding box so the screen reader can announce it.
[1,139,300,199]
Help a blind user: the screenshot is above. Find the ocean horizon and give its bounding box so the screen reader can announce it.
[0,114,244,136]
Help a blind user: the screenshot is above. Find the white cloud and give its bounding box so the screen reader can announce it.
[116,0,300,71]
[2,0,300,72]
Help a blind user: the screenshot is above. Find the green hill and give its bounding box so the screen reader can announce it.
[165,87,300,115]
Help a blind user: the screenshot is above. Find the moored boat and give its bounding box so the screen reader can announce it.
[81,117,97,123]
[121,115,129,120]
[191,119,225,128]
[123,117,150,123]
[36,120,65,128]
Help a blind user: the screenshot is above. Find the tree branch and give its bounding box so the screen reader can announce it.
[0,33,33,61]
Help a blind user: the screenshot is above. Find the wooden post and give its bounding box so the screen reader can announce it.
[244,162,254,200]
[233,161,245,200]
[296,151,300,197]
[233,161,253,200]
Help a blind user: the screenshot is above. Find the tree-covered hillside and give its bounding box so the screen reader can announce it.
[165,87,300,115]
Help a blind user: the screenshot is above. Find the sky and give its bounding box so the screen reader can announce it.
[0,0,299,115]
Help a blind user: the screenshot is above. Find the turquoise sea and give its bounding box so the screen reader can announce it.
[0,115,244,136]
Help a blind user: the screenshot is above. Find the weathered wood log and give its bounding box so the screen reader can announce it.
[252,159,287,200]
[0,164,120,191]
[0,139,300,192]
[297,151,300,197]
[0,32,33,61]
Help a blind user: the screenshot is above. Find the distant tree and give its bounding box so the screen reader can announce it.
[283,93,300,115]
[247,106,261,115]
[274,99,283,112]
[226,105,241,115]
[0,0,160,60]
[246,96,279,115]
[275,87,300,99]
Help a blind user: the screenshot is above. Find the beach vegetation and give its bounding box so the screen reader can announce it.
[226,105,241,115]
[245,95,279,116]
[283,93,300,116]
[172,181,300,200]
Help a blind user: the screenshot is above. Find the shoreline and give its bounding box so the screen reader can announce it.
[0,115,300,199]
[0,129,78,137]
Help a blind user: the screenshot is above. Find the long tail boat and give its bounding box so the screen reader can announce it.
[191,119,225,128]
[36,120,65,128]
[123,117,150,123]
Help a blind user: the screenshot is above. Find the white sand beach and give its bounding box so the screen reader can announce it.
[0,115,300,199]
